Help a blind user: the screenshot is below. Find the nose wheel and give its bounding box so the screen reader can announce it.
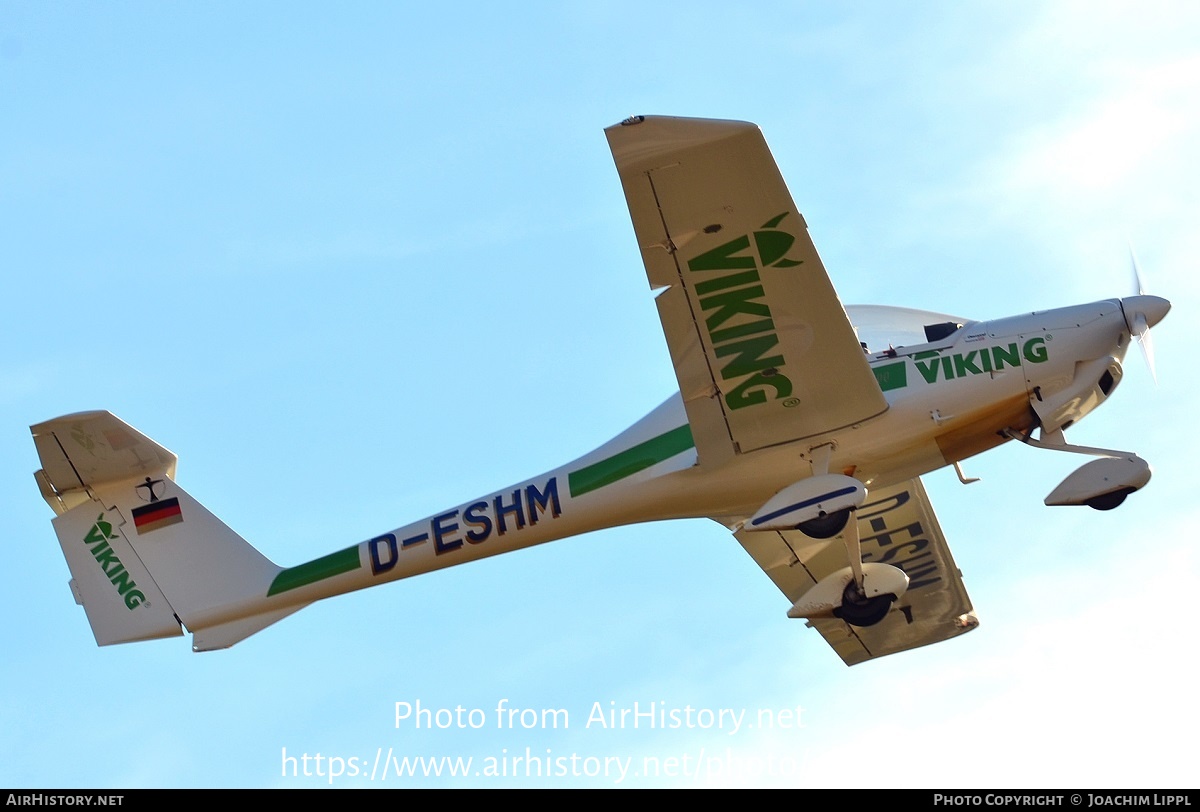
[1085,487,1134,511]
[1001,428,1151,510]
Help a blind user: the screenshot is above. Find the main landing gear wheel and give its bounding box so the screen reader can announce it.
[796,507,852,539]
[832,581,894,627]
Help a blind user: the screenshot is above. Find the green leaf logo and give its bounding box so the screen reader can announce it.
[754,213,804,268]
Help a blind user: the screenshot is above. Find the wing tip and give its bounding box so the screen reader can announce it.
[605,115,761,170]
[30,409,118,436]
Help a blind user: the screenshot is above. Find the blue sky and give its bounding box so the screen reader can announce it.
[3,1,1197,788]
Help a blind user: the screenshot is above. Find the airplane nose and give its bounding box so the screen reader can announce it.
[1120,294,1171,330]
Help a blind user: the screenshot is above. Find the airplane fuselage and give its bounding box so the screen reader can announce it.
[30,116,1171,658]
[242,298,1133,627]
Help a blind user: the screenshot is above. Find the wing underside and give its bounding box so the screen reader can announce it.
[606,116,887,465]
[734,477,978,665]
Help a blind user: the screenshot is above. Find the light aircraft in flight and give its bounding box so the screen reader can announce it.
[31,116,1170,664]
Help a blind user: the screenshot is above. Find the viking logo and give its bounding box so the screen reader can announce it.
[82,514,147,610]
[686,212,804,410]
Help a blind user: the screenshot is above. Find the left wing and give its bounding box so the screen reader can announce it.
[606,116,887,465]
[734,477,978,665]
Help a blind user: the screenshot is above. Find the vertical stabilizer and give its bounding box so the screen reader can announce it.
[32,411,296,649]
[51,504,184,645]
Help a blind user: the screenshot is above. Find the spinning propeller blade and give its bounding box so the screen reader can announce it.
[1120,248,1170,384]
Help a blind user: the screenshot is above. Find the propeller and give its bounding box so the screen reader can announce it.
[1120,247,1170,383]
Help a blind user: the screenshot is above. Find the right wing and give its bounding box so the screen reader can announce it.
[734,477,978,665]
[606,116,887,466]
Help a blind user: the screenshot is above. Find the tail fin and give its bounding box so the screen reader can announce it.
[32,411,303,651]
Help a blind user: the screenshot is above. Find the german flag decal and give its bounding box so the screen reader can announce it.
[131,497,183,534]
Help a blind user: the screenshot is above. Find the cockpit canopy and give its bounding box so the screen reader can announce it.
[846,305,973,357]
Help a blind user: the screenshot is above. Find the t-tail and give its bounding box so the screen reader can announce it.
[31,411,303,651]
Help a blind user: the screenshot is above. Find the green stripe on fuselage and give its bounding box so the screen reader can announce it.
[568,424,695,498]
[872,361,907,392]
[268,545,361,596]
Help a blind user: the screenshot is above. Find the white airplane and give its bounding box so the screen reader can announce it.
[31,116,1170,664]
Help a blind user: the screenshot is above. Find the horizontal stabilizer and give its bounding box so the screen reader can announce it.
[33,411,292,650]
[32,411,177,514]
